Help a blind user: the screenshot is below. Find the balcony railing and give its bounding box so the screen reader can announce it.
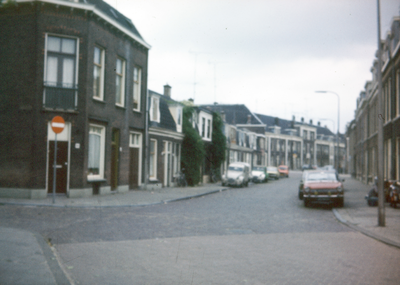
[43,82,78,110]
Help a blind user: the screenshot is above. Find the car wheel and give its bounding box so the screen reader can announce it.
[336,198,344,208]
[298,191,303,200]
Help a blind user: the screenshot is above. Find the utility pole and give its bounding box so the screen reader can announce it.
[376,0,385,227]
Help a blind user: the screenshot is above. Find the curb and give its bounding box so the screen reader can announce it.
[0,188,229,209]
[332,209,400,249]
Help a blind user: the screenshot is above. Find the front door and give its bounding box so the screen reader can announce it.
[47,141,68,194]
[111,129,120,190]
[129,148,139,189]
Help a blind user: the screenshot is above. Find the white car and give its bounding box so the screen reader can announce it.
[222,162,251,187]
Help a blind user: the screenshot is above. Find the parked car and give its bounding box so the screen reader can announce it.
[252,166,269,183]
[278,165,289,178]
[298,171,309,200]
[267,166,280,180]
[222,162,251,187]
[302,164,314,171]
[303,170,344,207]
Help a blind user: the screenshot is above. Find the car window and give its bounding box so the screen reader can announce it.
[306,172,337,181]
[229,166,243,171]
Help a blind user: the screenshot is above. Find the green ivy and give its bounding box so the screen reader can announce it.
[181,106,205,186]
[209,112,226,175]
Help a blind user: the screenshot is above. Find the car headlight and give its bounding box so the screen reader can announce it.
[304,187,310,193]
[237,175,244,181]
[337,187,343,193]
[259,174,265,179]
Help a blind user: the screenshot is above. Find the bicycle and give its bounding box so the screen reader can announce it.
[210,168,221,183]
[176,170,187,187]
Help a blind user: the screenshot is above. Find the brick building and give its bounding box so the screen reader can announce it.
[0,0,150,198]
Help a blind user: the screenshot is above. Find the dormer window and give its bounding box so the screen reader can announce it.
[150,96,160,122]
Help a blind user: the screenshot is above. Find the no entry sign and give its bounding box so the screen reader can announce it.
[51,116,65,134]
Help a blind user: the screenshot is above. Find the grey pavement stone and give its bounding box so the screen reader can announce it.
[333,176,400,248]
[0,227,69,285]
[56,231,400,285]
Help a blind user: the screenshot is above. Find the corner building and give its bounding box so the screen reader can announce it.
[0,0,150,198]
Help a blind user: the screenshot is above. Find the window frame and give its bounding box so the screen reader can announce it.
[133,66,142,112]
[87,124,106,181]
[93,46,105,101]
[150,96,160,122]
[149,139,157,179]
[115,57,126,107]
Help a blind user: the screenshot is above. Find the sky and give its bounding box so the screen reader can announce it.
[105,0,400,134]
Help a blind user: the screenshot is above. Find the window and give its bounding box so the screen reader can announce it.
[149,139,157,178]
[93,46,105,100]
[115,57,125,106]
[44,35,78,109]
[177,108,182,125]
[150,96,160,122]
[207,119,211,139]
[303,130,308,140]
[133,67,141,111]
[88,125,105,180]
[129,132,141,147]
[202,117,206,137]
[310,132,315,140]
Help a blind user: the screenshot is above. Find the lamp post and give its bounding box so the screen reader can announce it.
[315,91,340,172]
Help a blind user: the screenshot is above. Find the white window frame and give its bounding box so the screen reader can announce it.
[93,46,105,101]
[43,33,79,108]
[115,57,126,107]
[207,119,211,139]
[149,139,157,179]
[87,124,106,181]
[129,131,142,186]
[133,66,141,112]
[150,96,160,122]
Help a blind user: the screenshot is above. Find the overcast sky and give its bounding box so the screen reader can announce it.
[105,0,400,133]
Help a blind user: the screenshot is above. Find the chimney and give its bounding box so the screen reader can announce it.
[163,84,171,98]
[188,98,194,103]
[301,117,304,123]
[318,121,321,126]
[292,115,295,121]
[221,111,226,121]
[247,115,251,124]
[325,125,328,128]
[309,119,313,125]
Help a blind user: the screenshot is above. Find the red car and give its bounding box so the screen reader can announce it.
[303,170,344,207]
[278,165,289,178]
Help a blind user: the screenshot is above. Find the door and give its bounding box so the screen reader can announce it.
[47,141,68,194]
[129,148,139,189]
[111,129,120,190]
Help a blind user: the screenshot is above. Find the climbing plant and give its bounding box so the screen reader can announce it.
[181,106,205,186]
[209,112,226,176]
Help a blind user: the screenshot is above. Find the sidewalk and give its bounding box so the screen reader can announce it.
[0,184,229,208]
[333,176,400,249]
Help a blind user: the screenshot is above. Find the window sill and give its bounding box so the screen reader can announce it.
[93,98,106,104]
[132,109,142,114]
[115,104,126,110]
[87,178,107,183]
[42,108,79,114]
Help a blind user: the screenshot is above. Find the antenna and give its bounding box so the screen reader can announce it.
[189,50,210,101]
[208,60,225,103]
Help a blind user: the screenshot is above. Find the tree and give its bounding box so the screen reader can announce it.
[181,106,205,186]
[209,112,226,176]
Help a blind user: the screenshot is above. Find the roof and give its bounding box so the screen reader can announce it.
[148,90,181,132]
[87,0,145,42]
[201,104,263,125]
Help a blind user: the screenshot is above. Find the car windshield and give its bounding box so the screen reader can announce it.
[253,167,264,171]
[267,167,277,171]
[306,172,337,181]
[228,166,243,172]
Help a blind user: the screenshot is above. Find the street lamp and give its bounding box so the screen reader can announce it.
[315,91,340,172]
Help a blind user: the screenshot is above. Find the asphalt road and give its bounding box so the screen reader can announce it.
[1,172,400,284]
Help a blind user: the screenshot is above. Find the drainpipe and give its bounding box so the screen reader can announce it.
[143,90,149,189]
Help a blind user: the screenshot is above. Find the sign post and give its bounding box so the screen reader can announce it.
[51,116,65,204]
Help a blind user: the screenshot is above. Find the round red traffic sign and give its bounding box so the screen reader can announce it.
[51,116,65,134]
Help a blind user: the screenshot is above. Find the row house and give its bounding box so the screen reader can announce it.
[0,0,150,198]
[147,85,184,188]
[348,16,400,184]
[202,104,346,172]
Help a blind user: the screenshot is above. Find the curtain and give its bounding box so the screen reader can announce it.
[46,56,58,85]
[88,133,101,175]
[62,58,74,88]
